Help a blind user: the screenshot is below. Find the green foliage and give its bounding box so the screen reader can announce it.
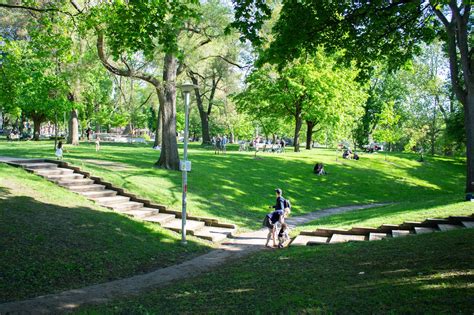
[373,101,403,146]
[261,1,438,75]
[235,50,366,140]
[0,37,71,122]
[88,0,200,59]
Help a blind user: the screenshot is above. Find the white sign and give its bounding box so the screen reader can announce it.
[180,160,192,172]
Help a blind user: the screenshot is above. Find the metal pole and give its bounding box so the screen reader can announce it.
[181,91,190,245]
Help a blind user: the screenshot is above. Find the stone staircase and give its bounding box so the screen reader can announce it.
[291,214,474,246]
[8,160,236,243]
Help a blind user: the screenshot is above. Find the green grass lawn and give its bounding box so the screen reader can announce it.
[0,163,210,303]
[0,139,470,230]
[78,228,474,314]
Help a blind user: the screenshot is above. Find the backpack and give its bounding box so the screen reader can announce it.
[283,198,291,210]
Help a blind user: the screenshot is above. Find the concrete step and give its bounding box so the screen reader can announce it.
[79,190,117,198]
[93,195,130,205]
[329,234,366,243]
[24,163,58,170]
[68,184,106,192]
[378,224,404,233]
[36,168,74,176]
[369,233,388,241]
[143,213,176,225]
[291,235,323,246]
[57,178,95,187]
[461,221,474,228]
[45,173,84,181]
[162,218,206,235]
[438,224,462,231]
[392,230,411,238]
[110,201,144,212]
[414,227,437,234]
[121,207,159,219]
[193,225,236,242]
[307,236,330,245]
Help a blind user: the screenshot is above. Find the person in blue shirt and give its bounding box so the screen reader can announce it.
[264,188,288,247]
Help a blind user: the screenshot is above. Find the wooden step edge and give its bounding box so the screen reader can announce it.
[146,203,167,212]
[161,211,237,230]
[448,216,474,222]
[350,226,380,234]
[27,160,237,235]
[300,230,331,237]
[377,224,411,232]
[313,228,356,237]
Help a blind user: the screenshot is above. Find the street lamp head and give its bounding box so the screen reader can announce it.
[179,82,198,93]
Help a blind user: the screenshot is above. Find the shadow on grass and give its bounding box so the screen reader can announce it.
[79,229,474,314]
[0,186,209,303]
[0,142,467,230]
[63,147,465,229]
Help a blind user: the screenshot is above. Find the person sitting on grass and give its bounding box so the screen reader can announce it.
[313,163,326,175]
[278,223,290,248]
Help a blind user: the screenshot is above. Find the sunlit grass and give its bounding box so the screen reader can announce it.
[0,139,470,230]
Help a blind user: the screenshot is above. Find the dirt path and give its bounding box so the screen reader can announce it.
[0,203,386,314]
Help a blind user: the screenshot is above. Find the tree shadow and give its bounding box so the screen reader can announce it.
[0,187,210,303]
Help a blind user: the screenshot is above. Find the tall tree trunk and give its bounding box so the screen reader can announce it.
[199,110,211,145]
[433,5,472,196]
[153,103,162,147]
[293,106,302,152]
[32,114,44,141]
[464,90,474,195]
[189,75,212,145]
[156,54,179,170]
[67,108,79,145]
[306,120,314,150]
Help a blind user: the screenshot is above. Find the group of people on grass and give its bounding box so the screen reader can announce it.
[264,188,291,248]
[342,147,359,160]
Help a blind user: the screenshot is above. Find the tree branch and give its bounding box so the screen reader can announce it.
[0,2,77,17]
[96,31,162,90]
[199,55,245,69]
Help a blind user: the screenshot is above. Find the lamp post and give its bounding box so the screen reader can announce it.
[179,82,198,245]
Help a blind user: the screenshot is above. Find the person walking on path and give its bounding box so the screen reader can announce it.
[264,188,289,248]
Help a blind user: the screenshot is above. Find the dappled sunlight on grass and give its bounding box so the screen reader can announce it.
[0,140,468,229]
[79,229,474,314]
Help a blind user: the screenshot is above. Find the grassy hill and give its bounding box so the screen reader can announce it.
[0,140,470,230]
[1,140,473,309]
[0,163,210,303]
